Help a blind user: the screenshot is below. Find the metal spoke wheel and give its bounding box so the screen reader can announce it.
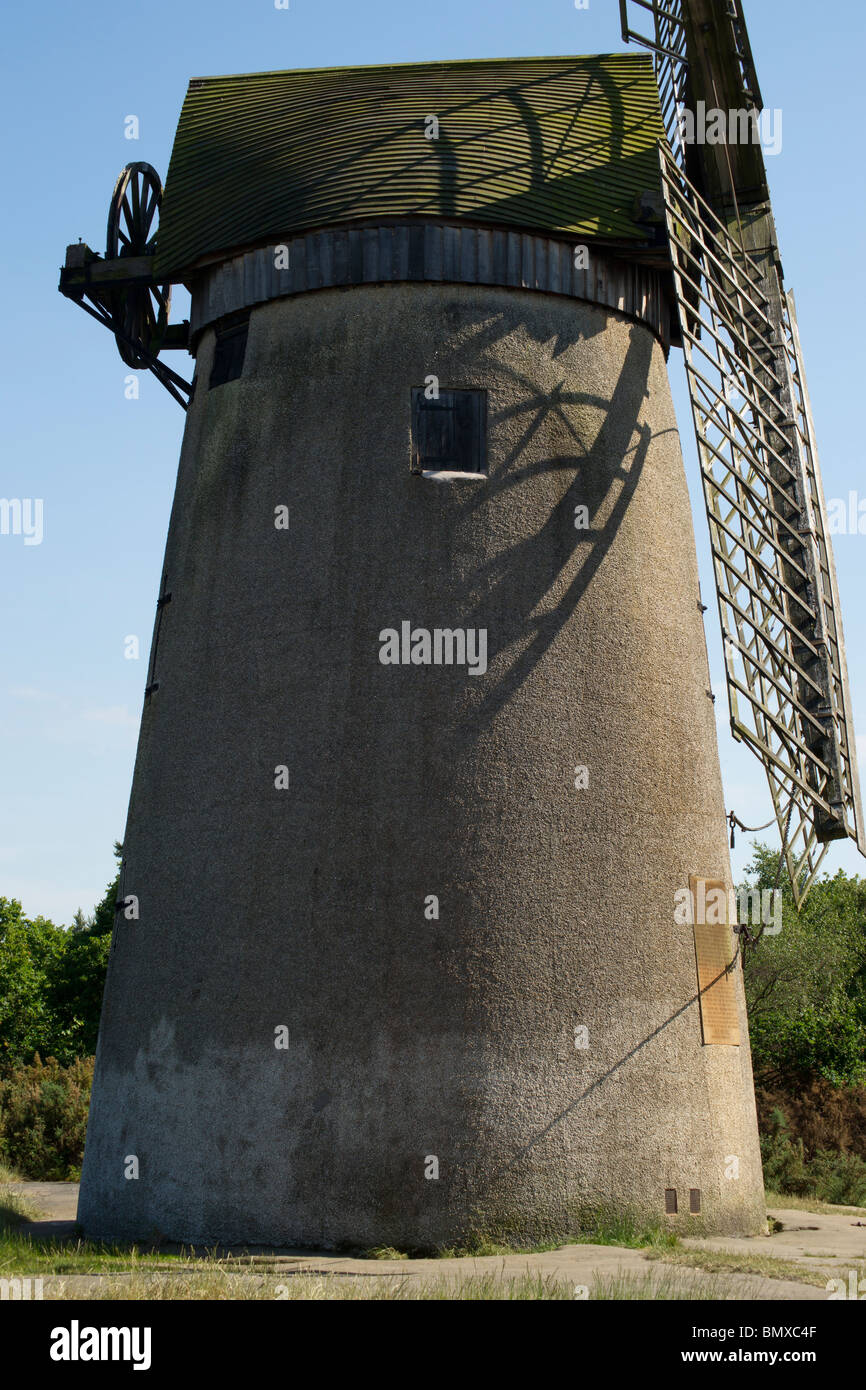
[106,163,171,368]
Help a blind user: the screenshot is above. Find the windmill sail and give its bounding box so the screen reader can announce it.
[619,0,689,162]
[622,0,865,903]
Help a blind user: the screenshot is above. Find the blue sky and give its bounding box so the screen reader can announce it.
[2,0,865,925]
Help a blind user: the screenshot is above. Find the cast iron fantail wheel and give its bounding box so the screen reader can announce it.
[106,163,171,368]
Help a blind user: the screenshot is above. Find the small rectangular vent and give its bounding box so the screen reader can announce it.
[664,1188,678,1215]
[209,315,249,388]
[690,1188,702,1214]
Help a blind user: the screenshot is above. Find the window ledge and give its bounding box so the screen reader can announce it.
[419,470,487,482]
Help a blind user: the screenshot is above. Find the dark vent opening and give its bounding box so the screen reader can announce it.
[664,1188,678,1215]
[209,315,249,388]
[411,388,486,474]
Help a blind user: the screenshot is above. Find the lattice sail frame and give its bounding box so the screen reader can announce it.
[658,145,865,904]
[621,0,865,903]
[619,0,761,156]
[619,0,689,161]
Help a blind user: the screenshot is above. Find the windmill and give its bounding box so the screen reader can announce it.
[57,11,861,1252]
[620,0,865,905]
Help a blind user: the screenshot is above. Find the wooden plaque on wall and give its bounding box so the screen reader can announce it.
[689,875,741,1046]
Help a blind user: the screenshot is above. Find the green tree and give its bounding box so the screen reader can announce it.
[742,846,866,1087]
[0,844,119,1070]
[87,841,122,937]
[43,930,111,1060]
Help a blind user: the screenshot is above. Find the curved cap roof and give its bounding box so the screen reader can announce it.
[153,53,665,279]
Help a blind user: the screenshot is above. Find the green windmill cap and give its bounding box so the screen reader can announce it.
[153,52,666,279]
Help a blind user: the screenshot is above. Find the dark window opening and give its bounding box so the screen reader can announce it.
[664,1188,678,1215]
[411,388,486,474]
[209,314,249,388]
[689,1188,702,1214]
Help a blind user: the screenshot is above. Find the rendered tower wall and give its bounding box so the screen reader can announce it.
[78,273,766,1248]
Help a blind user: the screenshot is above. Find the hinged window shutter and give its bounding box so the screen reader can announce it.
[411,389,486,473]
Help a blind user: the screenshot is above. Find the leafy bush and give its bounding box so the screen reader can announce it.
[759,1107,814,1195]
[808,1149,866,1207]
[756,1078,866,1159]
[759,1105,866,1206]
[0,1055,94,1180]
[749,1005,866,1090]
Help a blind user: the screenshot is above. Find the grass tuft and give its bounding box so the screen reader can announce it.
[569,1203,680,1250]
[0,1181,42,1226]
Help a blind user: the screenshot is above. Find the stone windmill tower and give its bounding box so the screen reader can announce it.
[59,3,863,1250]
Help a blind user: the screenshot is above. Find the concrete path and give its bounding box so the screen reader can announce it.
[201,1245,826,1300]
[682,1205,866,1278]
[5,1181,79,1221]
[4,1182,862,1299]
[691,1205,866,1261]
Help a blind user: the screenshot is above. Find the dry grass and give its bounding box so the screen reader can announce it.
[40,1266,741,1301]
[0,1182,42,1225]
[587,1268,765,1300]
[46,1270,568,1300]
[645,1245,863,1288]
[765,1190,866,1217]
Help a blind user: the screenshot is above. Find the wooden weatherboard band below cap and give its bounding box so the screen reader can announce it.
[188,221,672,348]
